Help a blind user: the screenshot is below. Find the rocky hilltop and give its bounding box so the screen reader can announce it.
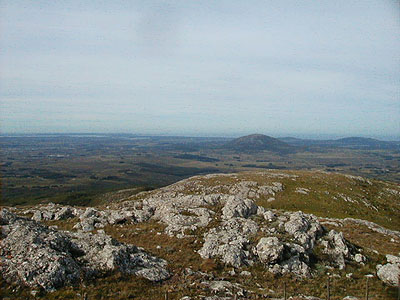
[1,170,400,299]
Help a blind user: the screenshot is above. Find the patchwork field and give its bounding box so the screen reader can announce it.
[2,134,399,207]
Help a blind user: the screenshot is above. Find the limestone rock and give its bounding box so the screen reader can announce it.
[221,196,257,219]
[27,203,81,223]
[107,210,134,225]
[387,254,400,265]
[1,212,81,291]
[54,207,75,220]
[321,230,354,269]
[256,237,284,265]
[284,211,323,251]
[376,255,400,286]
[0,209,169,291]
[198,218,258,268]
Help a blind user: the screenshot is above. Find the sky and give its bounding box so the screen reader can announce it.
[0,1,399,139]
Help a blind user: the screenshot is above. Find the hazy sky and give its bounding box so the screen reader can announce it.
[0,1,399,138]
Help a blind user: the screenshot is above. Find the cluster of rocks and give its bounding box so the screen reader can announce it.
[199,202,364,278]
[376,254,400,286]
[344,174,372,185]
[199,217,258,268]
[0,209,169,291]
[24,202,153,232]
[26,203,82,222]
[16,175,368,284]
[144,173,289,201]
[126,174,366,280]
[3,172,398,295]
[109,175,287,239]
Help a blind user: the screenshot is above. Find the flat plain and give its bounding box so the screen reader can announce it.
[1,133,399,207]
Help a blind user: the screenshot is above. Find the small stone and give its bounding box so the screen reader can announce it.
[263,210,276,222]
[354,254,366,264]
[386,254,400,265]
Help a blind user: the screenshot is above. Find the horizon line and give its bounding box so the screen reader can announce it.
[0,132,399,142]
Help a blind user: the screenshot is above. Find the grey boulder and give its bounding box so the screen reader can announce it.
[376,254,400,286]
[256,237,284,265]
[0,209,170,291]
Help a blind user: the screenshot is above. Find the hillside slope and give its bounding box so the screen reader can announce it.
[1,170,400,299]
[115,170,400,230]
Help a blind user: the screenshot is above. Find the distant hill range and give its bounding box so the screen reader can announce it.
[279,136,400,150]
[223,134,399,152]
[225,134,294,153]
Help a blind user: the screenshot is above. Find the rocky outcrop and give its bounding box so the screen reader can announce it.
[3,172,381,294]
[26,203,152,233]
[198,205,363,278]
[1,209,81,291]
[28,203,82,222]
[152,204,215,238]
[376,254,400,286]
[221,196,257,219]
[284,211,323,251]
[0,209,169,291]
[256,237,284,264]
[270,254,312,278]
[198,218,258,267]
[257,211,319,277]
[67,231,169,281]
[321,230,355,270]
[15,197,366,283]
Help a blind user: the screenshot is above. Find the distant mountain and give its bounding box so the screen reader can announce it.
[279,136,399,150]
[225,134,294,153]
[335,137,383,145]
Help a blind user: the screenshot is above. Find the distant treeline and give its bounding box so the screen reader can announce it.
[136,162,219,176]
[174,154,220,162]
[242,163,286,170]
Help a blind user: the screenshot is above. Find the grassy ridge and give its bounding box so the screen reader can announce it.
[167,170,400,231]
